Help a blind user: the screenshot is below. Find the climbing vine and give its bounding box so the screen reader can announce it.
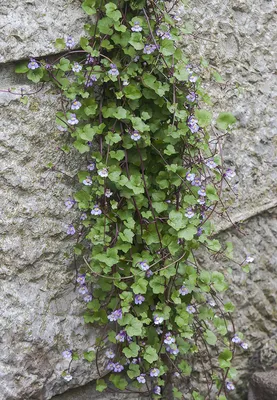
[13,0,252,399]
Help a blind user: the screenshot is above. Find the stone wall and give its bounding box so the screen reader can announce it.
[0,0,276,399]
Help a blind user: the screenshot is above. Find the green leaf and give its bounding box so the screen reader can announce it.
[216,112,237,130]
[125,317,143,337]
[83,350,96,362]
[149,276,165,294]
[224,302,235,313]
[212,70,224,83]
[55,38,66,50]
[178,225,197,240]
[15,62,29,73]
[160,39,175,56]
[206,184,219,201]
[109,374,128,390]
[96,379,107,392]
[123,342,140,358]
[73,140,90,153]
[168,210,185,231]
[178,360,192,375]
[27,68,43,83]
[195,109,212,127]
[131,278,148,294]
[127,363,140,379]
[204,329,217,345]
[218,349,232,369]
[124,84,142,100]
[144,346,158,363]
[129,32,144,50]
[82,0,96,15]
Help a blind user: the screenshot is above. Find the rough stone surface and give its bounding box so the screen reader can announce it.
[248,370,277,400]
[0,0,89,63]
[0,0,276,399]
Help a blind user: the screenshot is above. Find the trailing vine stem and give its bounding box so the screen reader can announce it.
[12,0,251,398]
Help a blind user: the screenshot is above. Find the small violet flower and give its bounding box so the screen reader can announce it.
[197,197,206,205]
[164,332,175,345]
[106,362,115,371]
[67,224,75,235]
[85,55,94,64]
[105,189,113,198]
[143,44,156,55]
[62,350,72,359]
[186,305,196,314]
[226,381,235,391]
[232,335,242,344]
[57,125,67,132]
[206,159,217,169]
[241,342,248,350]
[65,198,75,209]
[91,205,102,216]
[115,330,126,342]
[78,285,88,295]
[149,368,160,377]
[86,75,97,87]
[80,213,87,221]
[135,294,145,305]
[131,130,141,141]
[225,168,236,179]
[137,374,146,383]
[67,113,79,125]
[98,168,108,178]
[122,80,129,86]
[71,100,82,110]
[185,208,195,218]
[186,172,195,182]
[62,372,73,382]
[76,274,86,285]
[72,62,82,72]
[153,315,164,325]
[108,308,122,322]
[83,294,92,303]
[28,58,40,70]
[145,269,153,278]
[138,261,150,271]
[246,256,254,263]
[83,177,92,186]
[153,386,161,395]
[113,362,124,373]
[131,21,143,32]
[186,92,196,102]
[191,177,202,186]
[179,285,189,296]
[108,64,119,76]
[105,349,115,359]
[198,188,206,197]
[66,36,75,49]
[87,163,95,171]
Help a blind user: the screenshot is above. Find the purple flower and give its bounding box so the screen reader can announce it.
[98,168,108,178]
[108,308,122,322]
[86,75,97,87]
[207,298,216,307]
[87,163,95,171]
[186,92,196,102]
[226,381,235,391]
[137,374,146,383]
[156,327,163,335]
[113,362,124,372]
[62,350,72,359]
[153,386,161,395]
[108,64,119,76]
[106,361,115,371]
[166,344,179,355]
[189,75,198,83]
[191,177,202,186]
[206,159,217,169]
[65,198,75,209]
[187,116,200,133]
[62,372,73,382]
[71,100,82,110]
[78,285,88,295]
[135,294,145,305]
[240,342,248,350]
[149,368,160,377]
[66,36,75,49]
[122,80,129,86]
[76,274,86,285]
[115,330,126,342]
[186,172,195,182]
[57,125,67,132]
[131,21,143,32]
[91,205,102,216]
[197,227,203,236]
[197,197,206,205]
[105,189,113,198]
[186,305,196,314]
[153,315,164,325]
[28,58,40,70]
[105,349,115,359]
[138,261,150,271]
[131,130,141,141]
[145,269,153,278]
[83,294,92,303]
[164,332,175,345]
[72,62,82,72]
[134,56,140,62]
[67,224,75,235]
[157,29,172,40]
[83,177,92,186]
[85,55,94,64]
[225,168,236,179]
[174,371,181,377]
[179,285,189,296]
[232,335,242,344]
[143,44,156,54]
[198,188,206,197]
[80,213,87,221]
[245,256,254,263]
[185,208,195,218]
[67,113,79,125]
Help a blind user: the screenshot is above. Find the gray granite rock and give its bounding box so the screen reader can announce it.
[248,370,277,400]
